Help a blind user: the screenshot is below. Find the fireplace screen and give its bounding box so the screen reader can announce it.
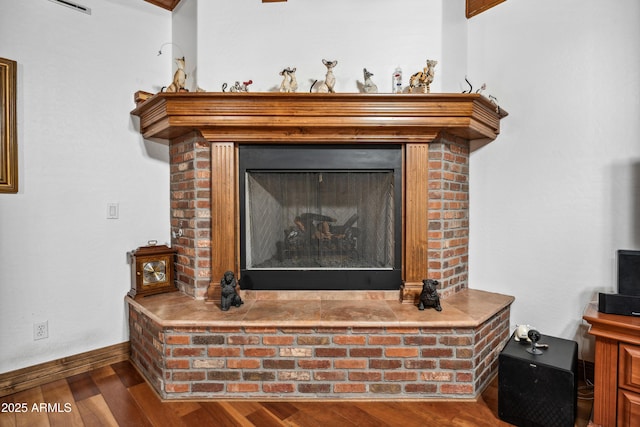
[239,145,402,290]
[245,171,395,270]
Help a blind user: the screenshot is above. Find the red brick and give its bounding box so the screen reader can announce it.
[173,347,204,357]
[298,359,331,369]
[315,348,347,357]
[456,372,473,382]
[314,371,345,381]
[244,347,276,357]
[298,336,330,345]
[263,336,294,345]
[333,335,366,345]
[368,336,401,345]
[403,336,437,346]
[439,359,473,370]
[405,383,438,393]
[192,383,224,393]
[421,348,454,358]
[440,383,474,395]
[385,347,418,358]
[208,347,241,357]
[228,359,260,369]
[404,359,437,369]
[165,383,189,393]
[369,359,402,369]
[334,359,367,369]
[172,371,205,381]
[228,335,260,345]
[227,383,260,393]
[334,383,366,393]
[384,371,417,381]
[349,372,382,381]
[263,383,295,393]
[264,359,295,369]
[370,384,401,394]
[350,348,383,358]
[298,384,331,394]
[165,359,190,369]
[166,335,190,345]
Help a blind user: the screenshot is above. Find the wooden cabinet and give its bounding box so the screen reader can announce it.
[583,304,640,426]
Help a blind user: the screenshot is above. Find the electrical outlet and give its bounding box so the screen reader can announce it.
[34,321,48,340]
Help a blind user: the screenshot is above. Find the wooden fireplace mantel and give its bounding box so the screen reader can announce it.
[131,91,508,303]
[131,92,506,147]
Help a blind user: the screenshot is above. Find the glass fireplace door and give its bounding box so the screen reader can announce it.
[238,145,402,291]
[245,171,395,270]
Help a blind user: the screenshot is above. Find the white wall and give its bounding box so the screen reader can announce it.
[0,0,172,372]
[467,0,640,359]
[192,0,447,94]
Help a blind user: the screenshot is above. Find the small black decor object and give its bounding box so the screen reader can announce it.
[220,271,243,311]
[418,279,442,311]
[526,328,544,355]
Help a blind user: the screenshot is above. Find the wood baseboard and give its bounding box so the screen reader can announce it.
[0,341,130,397]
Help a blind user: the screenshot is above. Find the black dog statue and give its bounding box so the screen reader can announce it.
[220,271,243,311]
[418,279,442,311]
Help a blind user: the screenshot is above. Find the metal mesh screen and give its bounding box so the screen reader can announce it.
[246,171,394,270]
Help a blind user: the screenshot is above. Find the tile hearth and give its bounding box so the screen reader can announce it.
[127,289,513,400]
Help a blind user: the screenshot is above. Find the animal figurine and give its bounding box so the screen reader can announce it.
[514,324,537,342]
[311,59,338,93]
[362,68,378,94]
[409,59,438,93]
[164,57,187,92]
[279,67,298,93]
[222,80,253,93]
[220,271,243,311]
[462,76,486,95]
[418,279,442,311]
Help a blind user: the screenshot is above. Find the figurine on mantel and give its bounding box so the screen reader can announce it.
[409,59,437,93]
[418,279,442,311]
[163,56,187,92]
[362,68,378,93]
[222,80,253,92]
[279,67,298,93]
[220,271,243,311]
[310,59,338,93]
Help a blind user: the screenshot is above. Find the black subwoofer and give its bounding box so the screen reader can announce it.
[498,333,577,427]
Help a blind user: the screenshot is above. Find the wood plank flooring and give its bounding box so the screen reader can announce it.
[0,360,593,427]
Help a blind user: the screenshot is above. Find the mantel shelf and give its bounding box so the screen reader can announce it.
[131,92,507,147]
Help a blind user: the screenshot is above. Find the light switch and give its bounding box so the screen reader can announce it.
[107,203,119,219]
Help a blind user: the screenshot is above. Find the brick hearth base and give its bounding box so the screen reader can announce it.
[127,289,513,400]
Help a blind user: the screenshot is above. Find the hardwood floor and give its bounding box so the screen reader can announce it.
[0,360,593,427]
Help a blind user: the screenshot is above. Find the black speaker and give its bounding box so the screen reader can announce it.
[499,333,577,427]
[618,249,640,296]
[598,292,640,316]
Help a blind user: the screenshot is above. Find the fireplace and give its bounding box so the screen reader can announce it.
[239,145,402,291]
[128,92,512,401]
[131,92,506,303]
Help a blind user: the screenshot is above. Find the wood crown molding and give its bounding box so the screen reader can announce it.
[131,92,507,147]
[466,0,507,19]
[144,0,181,11]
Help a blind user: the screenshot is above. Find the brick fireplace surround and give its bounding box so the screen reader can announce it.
[129,92,513,400]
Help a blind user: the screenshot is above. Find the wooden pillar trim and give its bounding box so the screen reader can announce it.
[402,144,430,303]
[206,143,237,303]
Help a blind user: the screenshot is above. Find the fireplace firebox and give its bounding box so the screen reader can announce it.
[239,145,402,290]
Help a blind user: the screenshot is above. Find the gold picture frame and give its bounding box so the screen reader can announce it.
[1,57,18,193]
